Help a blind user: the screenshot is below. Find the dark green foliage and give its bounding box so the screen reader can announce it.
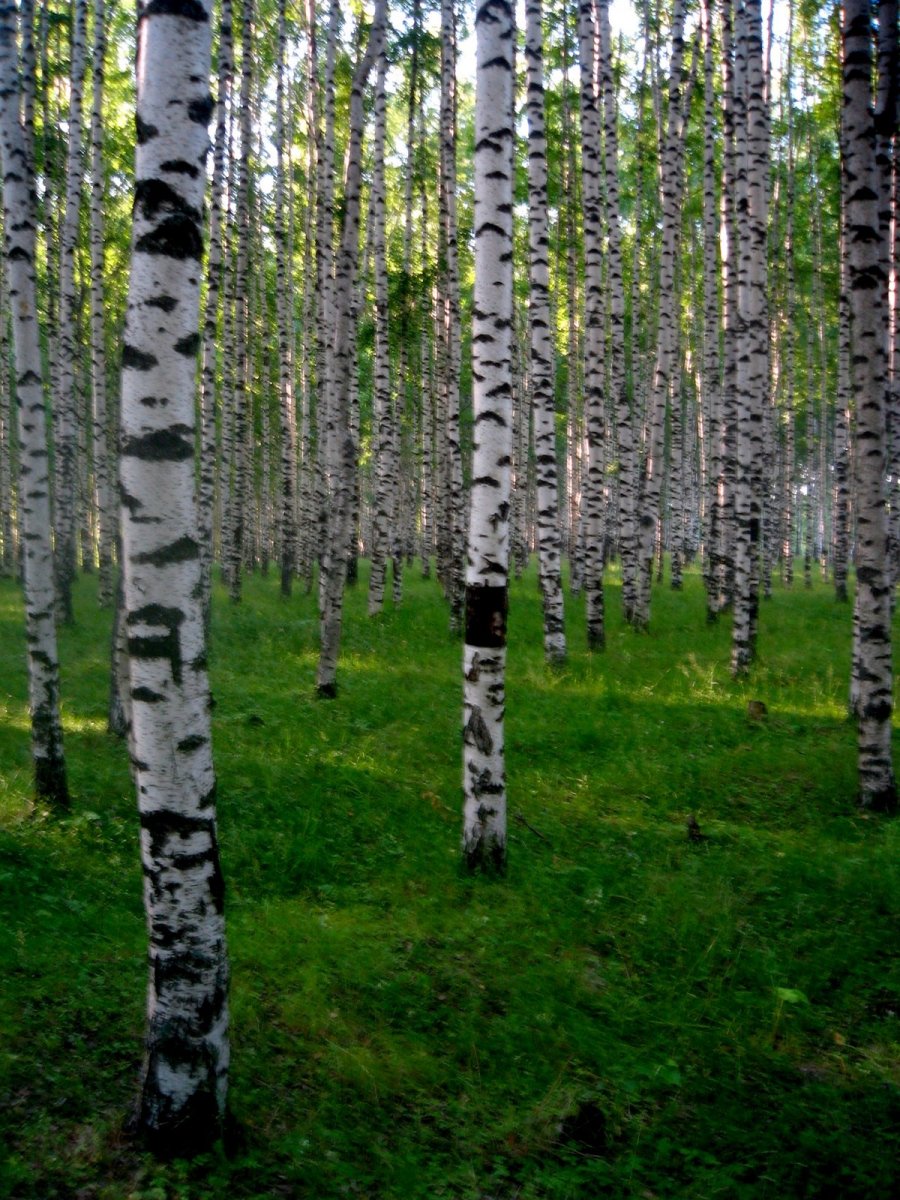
[0,567,898,1198]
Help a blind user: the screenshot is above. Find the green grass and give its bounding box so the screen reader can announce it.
[1,562,898,1199]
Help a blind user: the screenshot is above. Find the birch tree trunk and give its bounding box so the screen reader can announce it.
[53,0,88,623]
[437,0,465,632]
[198,0,233,624]
[275,0,296,598]
[578,0,606,649]
[0,0,68,808]
[462,0,515,874]
[224,0,254,603]
[368,43,393,617]
[730,0,768,677]
[316,0,387,696]
[842,0,897,812]
[89,0,114,608]
[632,0,687,631]
[121,0,228,1152]
[524,0,564,662]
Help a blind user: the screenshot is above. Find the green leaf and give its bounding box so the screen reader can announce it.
[774,987,809,1005]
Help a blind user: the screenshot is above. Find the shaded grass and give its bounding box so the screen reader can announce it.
[0,562,898,1199]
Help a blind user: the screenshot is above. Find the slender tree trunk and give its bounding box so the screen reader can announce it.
[842,0,897,812]
[0,0,68,808]
[368,44,393,616]
[225,0,254,603]
[462,0,515,874]
[632,0,688,632]
[198,0,233,624]
[730,0,768,677]
[316,0,387,696]
[120,0,229,1150]
[525,0,565,663]
[437,0,465,633]
[53,0,88,623]
[89,0,114,608]
[578,0,606,648]
[275,0,296,599]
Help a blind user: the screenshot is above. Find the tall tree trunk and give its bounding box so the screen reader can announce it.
[89,0,114,608]
[842,0,897,812]
[275,0,297,599]
[198,0,233,625]
[53,0,88,623]
[368,44,393,616]
[225,0,255,603]
[525,0,565,664]
[578,0,606,648]
[462,0,515,874]
[0,0,68,808]
[316,0,387,696]
[121,0,229,1150]
[437,0,465,633]
[730,0,768,677]
[632,0,688,632]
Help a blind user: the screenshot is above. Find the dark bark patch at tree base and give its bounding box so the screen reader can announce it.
[34,757,70,809]
[129,1085,225,1162]
[858,783,898,815]
[316,682,338,700]
[462,838,507,877]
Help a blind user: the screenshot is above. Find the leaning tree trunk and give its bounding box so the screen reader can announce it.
[0,0,68,808]
[525,0,565,665]
[120,0,229,1151]
[462,0,515,874]
[842,0,897,812]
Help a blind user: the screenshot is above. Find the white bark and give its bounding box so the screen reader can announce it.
[0,0,68,807]
[462,0,515,873]
[121,0,228,1150]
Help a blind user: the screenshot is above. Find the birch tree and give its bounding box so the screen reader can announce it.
[53,0,88,622]
[730,0,769,677]
[462,0,515,873]
[89,0,114,608]
[316,0,388,696]
[120,0,229,1150]
[0,0,68,809]
[525,0,565,664]
[841,0,897,812]
[578,0,606,648]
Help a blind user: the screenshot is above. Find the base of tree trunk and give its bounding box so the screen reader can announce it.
[586,629,605,651]
[462,838,507,876]
[858,783,898,815]
[34,758,69,808]
[129,1094,228,1161]
[316,681,338,700]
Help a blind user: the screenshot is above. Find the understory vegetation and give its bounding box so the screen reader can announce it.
[0,565,898,1199]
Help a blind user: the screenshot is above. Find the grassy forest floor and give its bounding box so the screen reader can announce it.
[0,562,898,1199]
